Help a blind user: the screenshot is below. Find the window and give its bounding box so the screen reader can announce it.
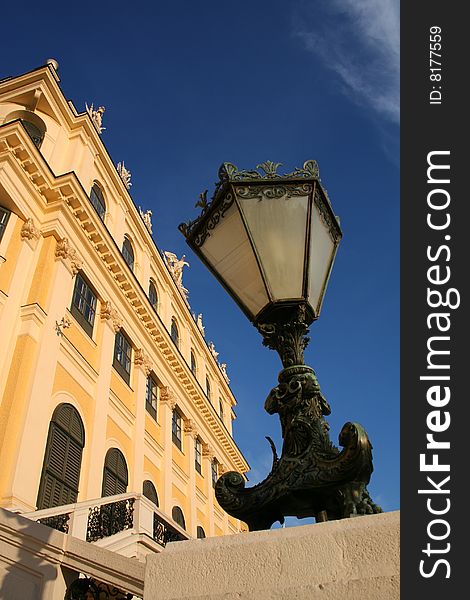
[146,374,158,420]
[211,459,218,488]
[122,236,134,270]
[170,319,179,348]
[195,438,202,475]
[113,330,132,384]
[89,183,106,221]
[190,351,197,376]
[0,207,11,242]
[148,280,158,311]
[172,408,182,450]
[102,448,128,496]
[219,400,224,422]
[196,526,206,539]
[70,273,97,337]
[5,109,46,149]
[143,480,159,507]
[206,377,211,401]
[37,404,85,509]
[22,120,45,148]
[172,506,186,530]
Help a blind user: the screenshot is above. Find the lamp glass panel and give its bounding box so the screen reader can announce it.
[200,201,269,318]
[308,202,336,315]
[237,192,309,301]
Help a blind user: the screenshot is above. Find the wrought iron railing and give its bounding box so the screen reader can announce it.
[37,513,70,533]
[153,512,187,547]
[87,498,135,542]
[22,492,191,552]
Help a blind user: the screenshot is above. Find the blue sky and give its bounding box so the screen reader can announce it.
[2,0,399,519]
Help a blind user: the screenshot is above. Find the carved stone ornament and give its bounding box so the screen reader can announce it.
[196,313,205,336]
[219,363,230,384]
[100,300,122,332]
[117,161,132,189]
[160,386,177,410]
[55,238,83,276]
[202,442,215,459]
[85,102,106,134]
[20,218,40,242]
[163,251,190,301]
[183,417,198,438]
[208,341,219,360]
[139,207,153,234]
[134,348,153,376]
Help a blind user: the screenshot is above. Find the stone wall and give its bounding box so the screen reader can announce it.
[144,511,400,600]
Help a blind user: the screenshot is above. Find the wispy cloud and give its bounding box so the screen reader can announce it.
[294,0,399,124]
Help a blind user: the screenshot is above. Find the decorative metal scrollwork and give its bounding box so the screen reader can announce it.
[65,577,134,600]
[153,513,187,547]
[37,513,70,533]
[86,498,134,543]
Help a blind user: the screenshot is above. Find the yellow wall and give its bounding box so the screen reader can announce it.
[0,218,23,293]
[0,334,37,496]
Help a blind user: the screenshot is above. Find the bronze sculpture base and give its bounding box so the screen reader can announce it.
[215,307,382,531]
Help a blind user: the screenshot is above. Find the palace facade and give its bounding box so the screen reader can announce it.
[0,61,249,556]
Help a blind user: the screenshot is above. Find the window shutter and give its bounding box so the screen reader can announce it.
[37,404,85,510]
[102,448,128,497]
[143,480,159,506]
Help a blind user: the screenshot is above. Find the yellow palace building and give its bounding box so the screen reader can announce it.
[0,61,249,557]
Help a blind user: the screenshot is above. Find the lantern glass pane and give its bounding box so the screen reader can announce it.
[200,201,268,318]
[238,192,309,301]
[308,202,336,315]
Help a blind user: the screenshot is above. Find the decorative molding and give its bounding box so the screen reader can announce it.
[54,237,83,276]
[160,386,177,410]
[20,218,41,249]
[134,348,153,376]
[202,442,215,460]
[100,300,122,332]
[183,417,198,439]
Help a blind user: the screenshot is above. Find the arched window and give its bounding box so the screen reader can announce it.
[122,236,134,270]
[172,506,186,530]
[190,351,197,376]
[148,280,158,311]
[102,448,128,497]
[196,526,206,539]
[206,377,211,401]
[5,110,46,149]
[89,183,106,221]
[143,480,159,507]
[171,319,179,347]
[37,403,85,509]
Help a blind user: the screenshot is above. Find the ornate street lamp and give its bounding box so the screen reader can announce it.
[179,160,381,531]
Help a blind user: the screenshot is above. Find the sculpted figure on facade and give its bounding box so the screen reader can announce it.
[85,103,106,134]
[196,313,205,337]
[117,161,132,189]
[164,251,189,300]
[139,207,153,234]
[220,363,230,384]
[208,341,219,360]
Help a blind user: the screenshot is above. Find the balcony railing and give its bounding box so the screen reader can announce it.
[22,493,190,551]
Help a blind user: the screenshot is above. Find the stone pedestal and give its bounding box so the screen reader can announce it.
[144,511,400,600]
